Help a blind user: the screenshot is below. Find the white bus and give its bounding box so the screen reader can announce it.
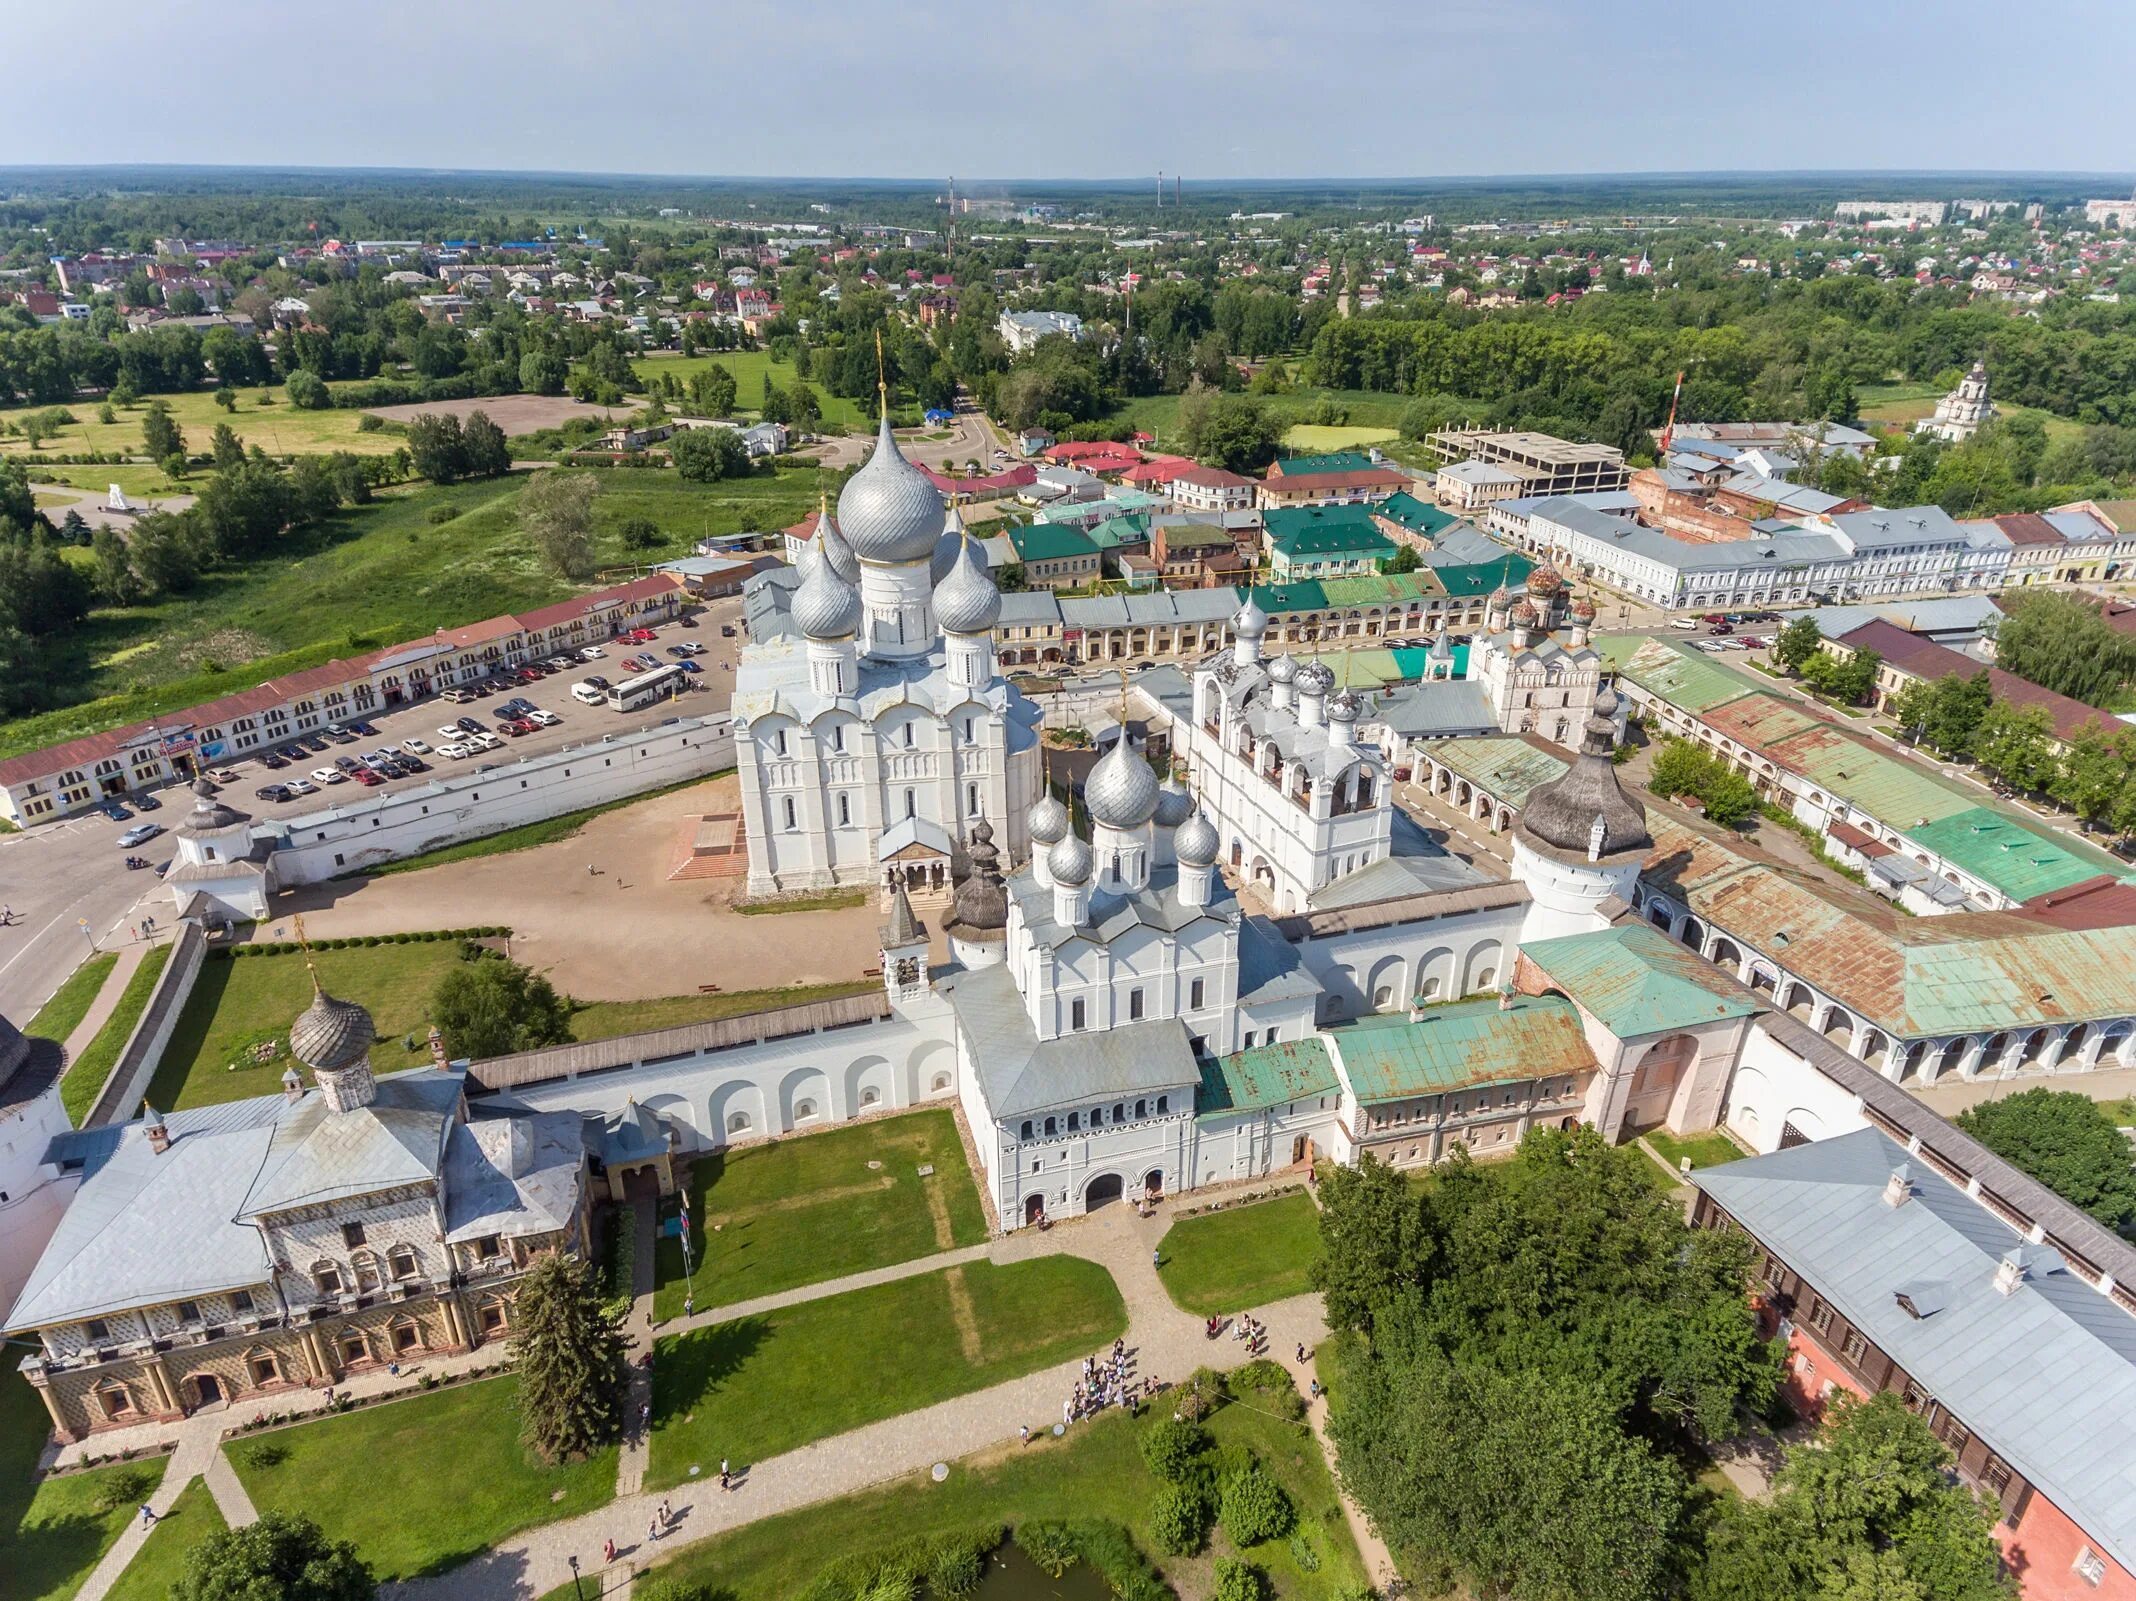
[605,663,690,712]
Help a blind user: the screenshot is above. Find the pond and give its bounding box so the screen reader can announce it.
[970,1541,1120,1601]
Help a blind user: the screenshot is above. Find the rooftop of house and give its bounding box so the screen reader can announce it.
[1330,994,1597,1103]
[1520,922,1760,1038]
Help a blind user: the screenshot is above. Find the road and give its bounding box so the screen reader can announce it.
[0,595,749,1025]
[805,407,1005,474]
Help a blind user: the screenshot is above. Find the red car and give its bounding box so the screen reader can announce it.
[629,628,657,643]
[353,768,384,786]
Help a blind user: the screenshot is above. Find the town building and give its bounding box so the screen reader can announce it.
[1427,429,1630,499]
[996,310,1084,353]
[1168,465,1257,514]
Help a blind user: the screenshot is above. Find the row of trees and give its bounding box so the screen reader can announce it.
[1315,1132,2013,1601]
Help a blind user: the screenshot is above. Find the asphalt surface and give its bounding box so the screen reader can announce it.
[0,597,747,1024]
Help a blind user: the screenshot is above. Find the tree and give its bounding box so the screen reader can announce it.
[1901,670,1991,756]
[57,507,90,547]
[172,1510,373,1601]
[1956,1089,2136,1236]
[460,410,511,479]
[431,956,572,1058]
[1648,739,1757,825]
[1312,1153,1429,1336]
[1992,591,2136,707]
[405,412,467,484]
[1218,1464,1294,1546]
[517,470,600,579]
[89,527,139,605]
[1773,616,1824,675]
[2048,722,2136,825]
[1210,1558,1262,1601]
[513,1251,629,1464]
[671,426,751,483]
[1382,545,1422,574]
[214,386,237,413]
[688,362,738,418]
[1692,1394,2011,1601]
[210,422,245,471]
[1971,701,2058,791]
[141,400,184,463]
[618,516,662,550]
[519,349,568,396]
[284,368,330,410]
[1175,387,1278,472]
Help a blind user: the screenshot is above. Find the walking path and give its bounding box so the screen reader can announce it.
[616,1200,658,1498]
[72,1425,221,1601]
[660,1240,992,1340]
[385,1202,1334,1601]
[58,941,148,1065]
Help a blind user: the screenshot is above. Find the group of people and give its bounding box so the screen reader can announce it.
[1062,1337,1145,1428]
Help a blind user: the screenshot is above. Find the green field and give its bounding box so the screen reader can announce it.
[0,467,813,762]
[151,941,878,1113]
[0,379,403,466]
[1114,386,1420,453]
[102,1478,226,1601]
[23,951,118,1050]
[228,1376,615,1582]
[61,945,170,1125]
[647,1256,1127,1486]
[633,350,870,431]
[0,1371,170,1601]
[653,1108,988,1319]
[1157,1193,1324,1316]
[1644,1128,1750,1172]
[615,1367,1365,1601]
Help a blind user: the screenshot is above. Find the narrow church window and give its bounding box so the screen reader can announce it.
[904,790,916,819]
[1156,1095,1168,1114]
[831,724,844,751]
[967,783,980,816]
[1129,988,1144,1020]
[902,723,916,749]
[1243,1031,1256,1049]
[1135,1099,1147,1117]
[782,797,797,830]
[774,729,788,757]
[1044,1116,1058,1137]
[1114,1103,1125,1122]
[1071,999,1086,1030]
[1190,979,1205,1009]
[1021,1120,1033,1141]
[1068,1112,1080,1131]
[837,794,850,826]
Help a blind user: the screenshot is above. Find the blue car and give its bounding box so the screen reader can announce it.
[677,660,701,674]
[100,800,133,821]
[130,792,161,811]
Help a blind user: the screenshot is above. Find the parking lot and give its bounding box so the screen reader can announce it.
[0,594,749,1019]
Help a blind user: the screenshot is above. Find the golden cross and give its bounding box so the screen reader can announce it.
[875,328,888,411]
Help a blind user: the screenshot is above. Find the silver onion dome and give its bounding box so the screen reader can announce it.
[1086,736,1160,829]
[791,537,861,641]
[1028,792,1070,846]
[837,411,945,565]
[1047,831,1094,886]
[1173,806,1219,867]
[819,512,860,583]
[1234,596,1270,639]
[1153,772,1194,829]
[290,985,375,1073]
[1328,690,1362,724]
[1295,661,1336,697]
[930,512,966,585]
[934,530,1002,635]
[1266,654,1298,684]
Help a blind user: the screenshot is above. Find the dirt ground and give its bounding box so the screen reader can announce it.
[361,394,630,436]
[258,772,948,1001]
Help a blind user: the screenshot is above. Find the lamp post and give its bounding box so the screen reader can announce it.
[567,1553,584,1601]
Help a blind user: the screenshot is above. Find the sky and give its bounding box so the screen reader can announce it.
[4,0,2133,182]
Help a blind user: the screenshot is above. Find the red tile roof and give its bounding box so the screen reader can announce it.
[1992,512,2065,548]
[924,465,1037,494]
[1170,464,1253,489]
[2013,875,2136,932]
[1120,457,1194,485]
[1260,468,1409,494]
[1837,620,2113,744]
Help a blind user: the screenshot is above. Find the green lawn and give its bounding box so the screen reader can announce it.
[615,1367,1363,1601]
[228,1376,614,1582]
[1114,384,1420,453]
[60,945,170,1126]
[1157,1192,1324,1317]
[148,941,464,1112]
[632,350,869,431]
[1644,1129,1750,1172]
[647,1256,1126,1488]
[651,1108,988,1320]
[0,1370,170,1601]
[0,380,402,467]
[0,467,813,762]
[24,952,118,1049]
[102,1478,226,1601]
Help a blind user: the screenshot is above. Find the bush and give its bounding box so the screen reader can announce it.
[1288,1533,1321,1573]
[1140,1417,1209,1482]
[356,413,385,432]
[1151,1482,1213,1556]
[1232,1359,1306,1421]
[1219,1464,1295,1547]
[926,1540,985,1598]
[237,1440,290,1471]
[95,1465,157,1512]
[1212,1558,1263,1601]
[1015,1523,1080,1578]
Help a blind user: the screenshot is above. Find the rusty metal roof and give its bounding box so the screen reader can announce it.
[1196,1037,1339,1121]
[1521,923,1759,1037]
[1330,995,1596,1103]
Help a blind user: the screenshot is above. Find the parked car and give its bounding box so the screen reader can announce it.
[117,823,164,848]
[585,675,610,690]
[285,778,318,796]
[402,738,432,755]
[333,756,360,774]
[571,683,605,706]
[443,688,476,705]
[527,709,560,727]
[99,800,133,821]
[256,784,292,803]
[677,640,706,656]
[325,722,349,738]
[437,742,469,759]
[456,716,485,734]
[349,721,376,737]
[128,791,161,811]
[499,719,530,737]
[677,660,701,674]
[720,624,736,637]
[580,645,605,660]
[313,768,347,785]
[353,769,383,787]
[1669,618,1700,631]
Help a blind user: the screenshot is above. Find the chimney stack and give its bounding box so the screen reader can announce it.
[281,1064,303,1105]
[1993,1247,2031,1296]
[144,1105,170,1155]
[1881,1163,1912,1208]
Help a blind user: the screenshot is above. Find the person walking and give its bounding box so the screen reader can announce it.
[138,1502,157,1529]
[659,1498,671,1528]
[1020,1423,1031,1447]
[648,1516,662,1543]
[603,1538,617,1564]
[719,1458,731,1491]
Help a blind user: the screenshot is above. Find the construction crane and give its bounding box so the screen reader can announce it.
[1659,370,1685,454]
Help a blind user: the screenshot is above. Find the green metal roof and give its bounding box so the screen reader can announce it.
[1275,450,1378,476]
[1316,571,1444,605]
[1009,523,1100,563]
[1150,520,1232,551]
[1331,995,1595,1103]
[1767,723,1976,827]
[1520,923,1759,1037]
[1433,556,1534,597]
[1374,491,1458,538]
[1271,524,1397,559]
[1416,735,1569,808]
[1901,806,2126,904]
[1196,1037,1339,1121]
[1263,503,1382,543]
[1615,636,1766,714]
[1086,514,1152,550]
